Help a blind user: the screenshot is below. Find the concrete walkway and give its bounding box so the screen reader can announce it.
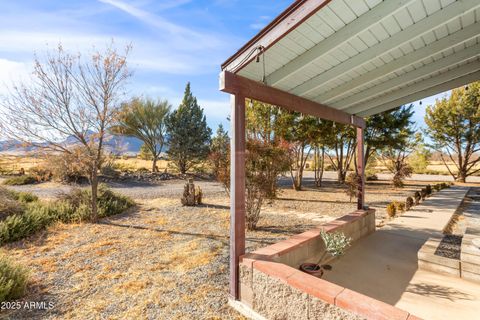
[323,186,480,320]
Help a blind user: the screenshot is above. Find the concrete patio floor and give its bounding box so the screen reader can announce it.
[323,186,480,320]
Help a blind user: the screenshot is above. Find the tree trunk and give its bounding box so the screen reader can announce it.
[338,171,346,183]
[317,147,325,187]
[314,146,325,188]
[179,159,187,174]
[152,157,158,172]
[293,178,301,191]
[91,169,99,223]
[291,168,302,191]
[337,163,345,183]
[456,169,467,183]
[336,151,344,183]
[295,169,303,191]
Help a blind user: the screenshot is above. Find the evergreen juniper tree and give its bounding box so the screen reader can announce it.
[166,83,212,174]
[209,124,229,179]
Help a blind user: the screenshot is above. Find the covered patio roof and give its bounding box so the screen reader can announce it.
[220,0,480,301]
[221,0,480,117]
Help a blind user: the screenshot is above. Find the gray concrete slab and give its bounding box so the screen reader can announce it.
[323,186,480,320]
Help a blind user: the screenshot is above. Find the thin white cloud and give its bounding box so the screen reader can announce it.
[155,0,192,11]
[250,15,272,30]
[250,23,267,30]
[98,0,223,48]
[0,30,224,75]
[0,59,30,94]
[197,99,230,123]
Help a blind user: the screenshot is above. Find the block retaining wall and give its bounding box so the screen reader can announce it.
[237,209,422,320]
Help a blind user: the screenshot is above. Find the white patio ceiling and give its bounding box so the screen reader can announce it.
[221,0,480,117]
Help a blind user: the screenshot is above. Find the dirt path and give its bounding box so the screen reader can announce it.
[0,178,227,201]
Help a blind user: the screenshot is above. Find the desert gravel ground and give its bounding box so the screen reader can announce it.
[1,183,314,319]
[0,173,452,319]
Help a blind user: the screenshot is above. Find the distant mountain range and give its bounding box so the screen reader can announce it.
[0,134,146,155]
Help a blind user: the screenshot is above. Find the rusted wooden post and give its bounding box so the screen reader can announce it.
[356,126,365,210]
[230,94,246,299]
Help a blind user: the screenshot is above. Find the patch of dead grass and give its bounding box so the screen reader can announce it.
[35,257,58,272]
[115,279,151,294]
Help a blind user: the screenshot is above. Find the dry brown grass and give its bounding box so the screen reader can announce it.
[0,154,171,174]
[2,176,447,319]
[36,257,58,273]
[115,279,151,294]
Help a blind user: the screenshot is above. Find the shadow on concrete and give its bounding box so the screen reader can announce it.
[323,226,437,305]
[406,283,474,302]
[323,187,472,307]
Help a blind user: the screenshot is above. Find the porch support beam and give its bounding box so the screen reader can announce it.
[357,126,365,210]
[229,93,246,299]
[220,71,365,128]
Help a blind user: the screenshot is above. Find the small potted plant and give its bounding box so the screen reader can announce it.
[300,230,351,278]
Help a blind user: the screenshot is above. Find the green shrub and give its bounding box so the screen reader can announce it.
[433,184,441,192]
[386,202,396,218]
[0,204,57,245]
[0,186,134,245]
[12,192,39,204]
[3,175,37,186]
[0,255,29,302]
[425,185,432,195]
[0,189,24,219]
[59,185,134,220]
[0,189,38,221]
[420,188,427,200]
[414,191,421,204]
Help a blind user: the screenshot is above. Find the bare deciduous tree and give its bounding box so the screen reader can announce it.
[0,43,132,222]
[381,132,418,188]
[325,123,356,184]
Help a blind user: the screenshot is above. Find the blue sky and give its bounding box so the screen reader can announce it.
[0,0,449,133]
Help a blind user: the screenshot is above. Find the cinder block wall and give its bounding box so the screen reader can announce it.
[250,209,376,269]
[237,209,422,320]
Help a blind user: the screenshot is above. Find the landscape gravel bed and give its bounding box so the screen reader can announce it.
[434,235,462,260]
